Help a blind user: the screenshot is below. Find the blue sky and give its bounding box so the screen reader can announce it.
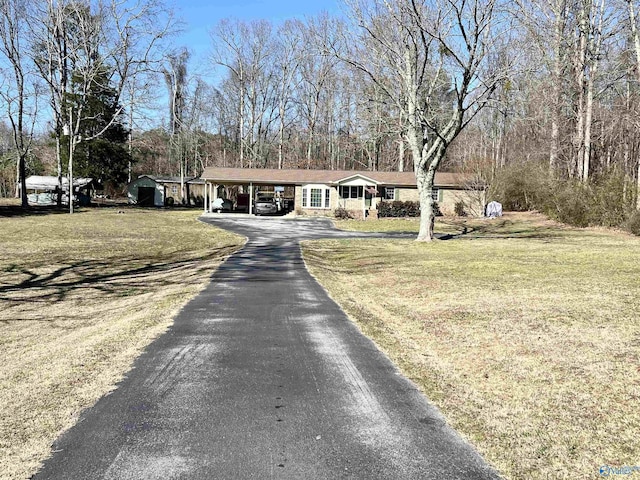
[173,0,343,80]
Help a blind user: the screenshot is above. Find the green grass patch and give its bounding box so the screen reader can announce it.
[0,208,244,479]
[304,212,640,480]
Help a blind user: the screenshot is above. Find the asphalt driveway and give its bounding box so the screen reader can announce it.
[34,215,498,479]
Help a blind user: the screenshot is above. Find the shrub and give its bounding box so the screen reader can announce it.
[454,201,467,216]
[546,181,591,227]
[377,200,441,218]
[488,161,636,230]
[334,207,353,219]
[489,162,552,211]
[586,171,628,227]
[627,210,640,236]
[165,197,174,207]
[377,200,420,217]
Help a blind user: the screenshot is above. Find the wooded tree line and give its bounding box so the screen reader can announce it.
[2,0,640,236]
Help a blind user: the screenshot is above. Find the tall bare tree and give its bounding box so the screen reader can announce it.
[625,0,640,207]
[0,0,40,208]
[163,47,189,202]
[274,20,302,169]
[343,0,510,240]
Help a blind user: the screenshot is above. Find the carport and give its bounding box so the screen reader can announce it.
[201,170,299,215]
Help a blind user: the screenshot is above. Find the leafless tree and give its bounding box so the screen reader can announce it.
[274,20,302,169]
[342,0,511,240]
[625,0,640,206]
[211,19,279,168]
[163,47,189,202]
[0,0,41,208]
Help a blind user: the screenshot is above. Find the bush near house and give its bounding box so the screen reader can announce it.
[377,200,442,217]
[333,206,354,219]
[454,201,467,216]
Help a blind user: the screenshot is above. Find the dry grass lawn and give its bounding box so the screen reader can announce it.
[0,198,20,207]
[0,208,243,479]
[303,212,640,480]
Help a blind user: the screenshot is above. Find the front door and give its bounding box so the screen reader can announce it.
[365,189,372,208]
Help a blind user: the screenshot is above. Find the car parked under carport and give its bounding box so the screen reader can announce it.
[254,195,278,215]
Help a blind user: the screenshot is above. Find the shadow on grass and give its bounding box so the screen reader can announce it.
[438,218,568,241]
[0,203,210,218]
[0,205,73,218]
[0,245,239,321]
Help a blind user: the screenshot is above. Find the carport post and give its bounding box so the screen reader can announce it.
[203,181,208,213]
[249,182,253,214]
[363,190,366,219]
[212,183,218,210]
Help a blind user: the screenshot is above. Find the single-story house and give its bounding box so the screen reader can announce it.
[24,175,97,205]
[200,167,485,218]
[127,175,205,207]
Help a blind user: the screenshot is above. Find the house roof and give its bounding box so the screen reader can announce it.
[26,175,94,190]
[201,167,475,188]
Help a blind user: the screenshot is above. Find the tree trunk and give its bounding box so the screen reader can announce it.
[573,0,589,179]
[56,136,63,207]
[416,169,437,241]
[628,0,640,78]
[627,0,640,207]
[278,97,284,169]
[550,0,566,171]
[583,79,594,182]
[68,137,74,215]
[582,0,605,183]
[637,159,640,210]
[19,153,27,209]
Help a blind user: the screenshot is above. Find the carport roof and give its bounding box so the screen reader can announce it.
[26,175,94,190]
[201,167,475,188]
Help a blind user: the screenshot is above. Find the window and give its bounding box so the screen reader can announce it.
[310,188,322,207]
[339,186,363,199]
[383,187,395,200]
[171,185,178,194]
[431,189,440,201]
[302,185,330,209]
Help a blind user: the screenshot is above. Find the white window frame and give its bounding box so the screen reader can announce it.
[431,189,441,202]
[301,184,330,209]
[383,187,395,200]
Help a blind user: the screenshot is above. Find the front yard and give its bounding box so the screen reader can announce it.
[0,208,243,479]
[303,212,640,480]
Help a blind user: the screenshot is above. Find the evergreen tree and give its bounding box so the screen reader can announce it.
[61,67,132,186]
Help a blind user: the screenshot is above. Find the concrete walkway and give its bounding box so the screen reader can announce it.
[34,216,498,479]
